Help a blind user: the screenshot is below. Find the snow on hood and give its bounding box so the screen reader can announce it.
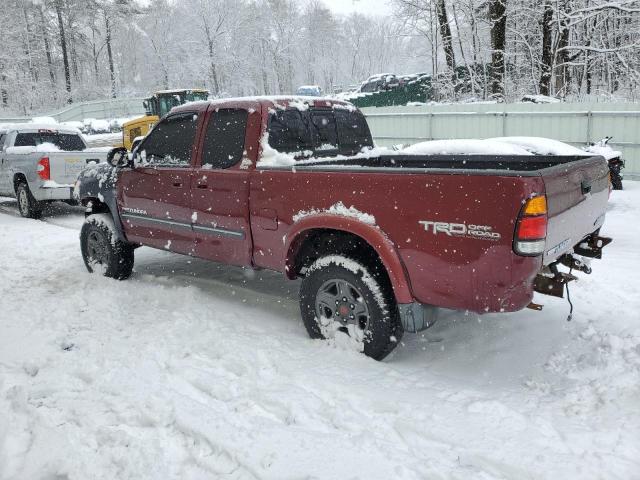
[402,139,533,156]
[489,137,590,156]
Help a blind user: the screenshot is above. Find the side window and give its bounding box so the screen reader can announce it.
[14,133,37,147]
[309,111,338,152]
[335,110,373,153]
[201,109,248,169]
[268,109,313,154]
[140,113,199,167]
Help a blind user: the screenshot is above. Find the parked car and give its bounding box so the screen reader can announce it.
[296,85,323,97]
[0,124,109,217]
[76,97,611,360]
[585,137,624,190]
[359,73,400,93]
[31,116,58,125]
[60,121,85,131]
[81,118,96,134]
[89,119,111,134]
[490,136,625,190]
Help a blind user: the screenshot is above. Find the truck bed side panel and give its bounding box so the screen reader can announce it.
[250,169,543,313]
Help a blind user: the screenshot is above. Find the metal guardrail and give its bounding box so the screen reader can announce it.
[0,98,146,124]
[362,107,640,178]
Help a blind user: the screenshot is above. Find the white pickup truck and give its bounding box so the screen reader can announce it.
[0,124,109,218]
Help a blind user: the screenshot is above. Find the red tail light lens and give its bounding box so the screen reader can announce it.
[517,215,547,240]
[514,195,547,256]
[37,157,50,180]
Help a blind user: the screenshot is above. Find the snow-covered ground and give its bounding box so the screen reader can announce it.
[0,184,639,480]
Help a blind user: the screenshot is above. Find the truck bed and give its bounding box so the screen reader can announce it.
[252,152,610,311]
[297,153,599,174]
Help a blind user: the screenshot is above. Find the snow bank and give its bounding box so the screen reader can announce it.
[403,139,533,156]
[0,183,639,479]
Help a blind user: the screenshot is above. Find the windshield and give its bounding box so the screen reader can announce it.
[14,132,86,151]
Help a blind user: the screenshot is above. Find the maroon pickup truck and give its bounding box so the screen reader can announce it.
[77,97,611,360]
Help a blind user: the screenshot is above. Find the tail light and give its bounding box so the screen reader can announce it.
[37,157,50,180]
[514,195,547,256]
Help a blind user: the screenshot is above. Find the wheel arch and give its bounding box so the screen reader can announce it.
[81,195,128,243]
[284,215,414,304]
[13,173,28,193]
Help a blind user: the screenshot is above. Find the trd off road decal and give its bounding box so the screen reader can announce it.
[419,221,501,241]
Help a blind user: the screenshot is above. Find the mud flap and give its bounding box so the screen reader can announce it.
[398,303,439,333]
[534,271,578,299]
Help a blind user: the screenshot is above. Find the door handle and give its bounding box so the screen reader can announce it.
[196,184,208,189]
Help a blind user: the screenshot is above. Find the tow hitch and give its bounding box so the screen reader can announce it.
[530,233,612,319]
[573,234,613,259]
[534,263,579,299]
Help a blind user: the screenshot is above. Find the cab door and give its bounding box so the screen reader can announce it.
[118,112,201,255]
[190,106,258,266]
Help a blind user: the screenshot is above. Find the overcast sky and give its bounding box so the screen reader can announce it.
[320,0,392,16]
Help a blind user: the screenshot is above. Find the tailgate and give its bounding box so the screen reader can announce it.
[48,152,104,186]
[541,155,609,264]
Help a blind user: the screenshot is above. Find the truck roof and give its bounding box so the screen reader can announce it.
[0,123,82,134]
[171,96,355,115]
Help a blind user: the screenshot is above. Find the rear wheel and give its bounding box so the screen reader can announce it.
[16,182,42,219]
[80,214,134,280]
[300,255,403,361]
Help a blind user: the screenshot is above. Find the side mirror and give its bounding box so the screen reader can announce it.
[107,147,130,168]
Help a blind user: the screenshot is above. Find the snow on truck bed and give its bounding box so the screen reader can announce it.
[1,185,639,479]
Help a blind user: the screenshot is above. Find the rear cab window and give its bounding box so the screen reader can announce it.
[13,131,86,151]
[267,105,373,158]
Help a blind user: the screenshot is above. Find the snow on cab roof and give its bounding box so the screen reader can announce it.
[209,95,349,105]
[1,123,82,134]
[172,96,355,113]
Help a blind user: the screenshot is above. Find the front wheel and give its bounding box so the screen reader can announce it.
[16,182,42,218]
[299,255,403,361]
[80,214,134,280]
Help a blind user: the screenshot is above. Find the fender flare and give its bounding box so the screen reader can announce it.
[83,192,128,243]
[284,214,414,304]
[78,164,128,243]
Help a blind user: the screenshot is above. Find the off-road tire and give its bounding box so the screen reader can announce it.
[16,182,42,219]
[300,255,403,361]
[80,214,134,280]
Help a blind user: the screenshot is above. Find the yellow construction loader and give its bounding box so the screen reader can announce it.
[122,89,209,150]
